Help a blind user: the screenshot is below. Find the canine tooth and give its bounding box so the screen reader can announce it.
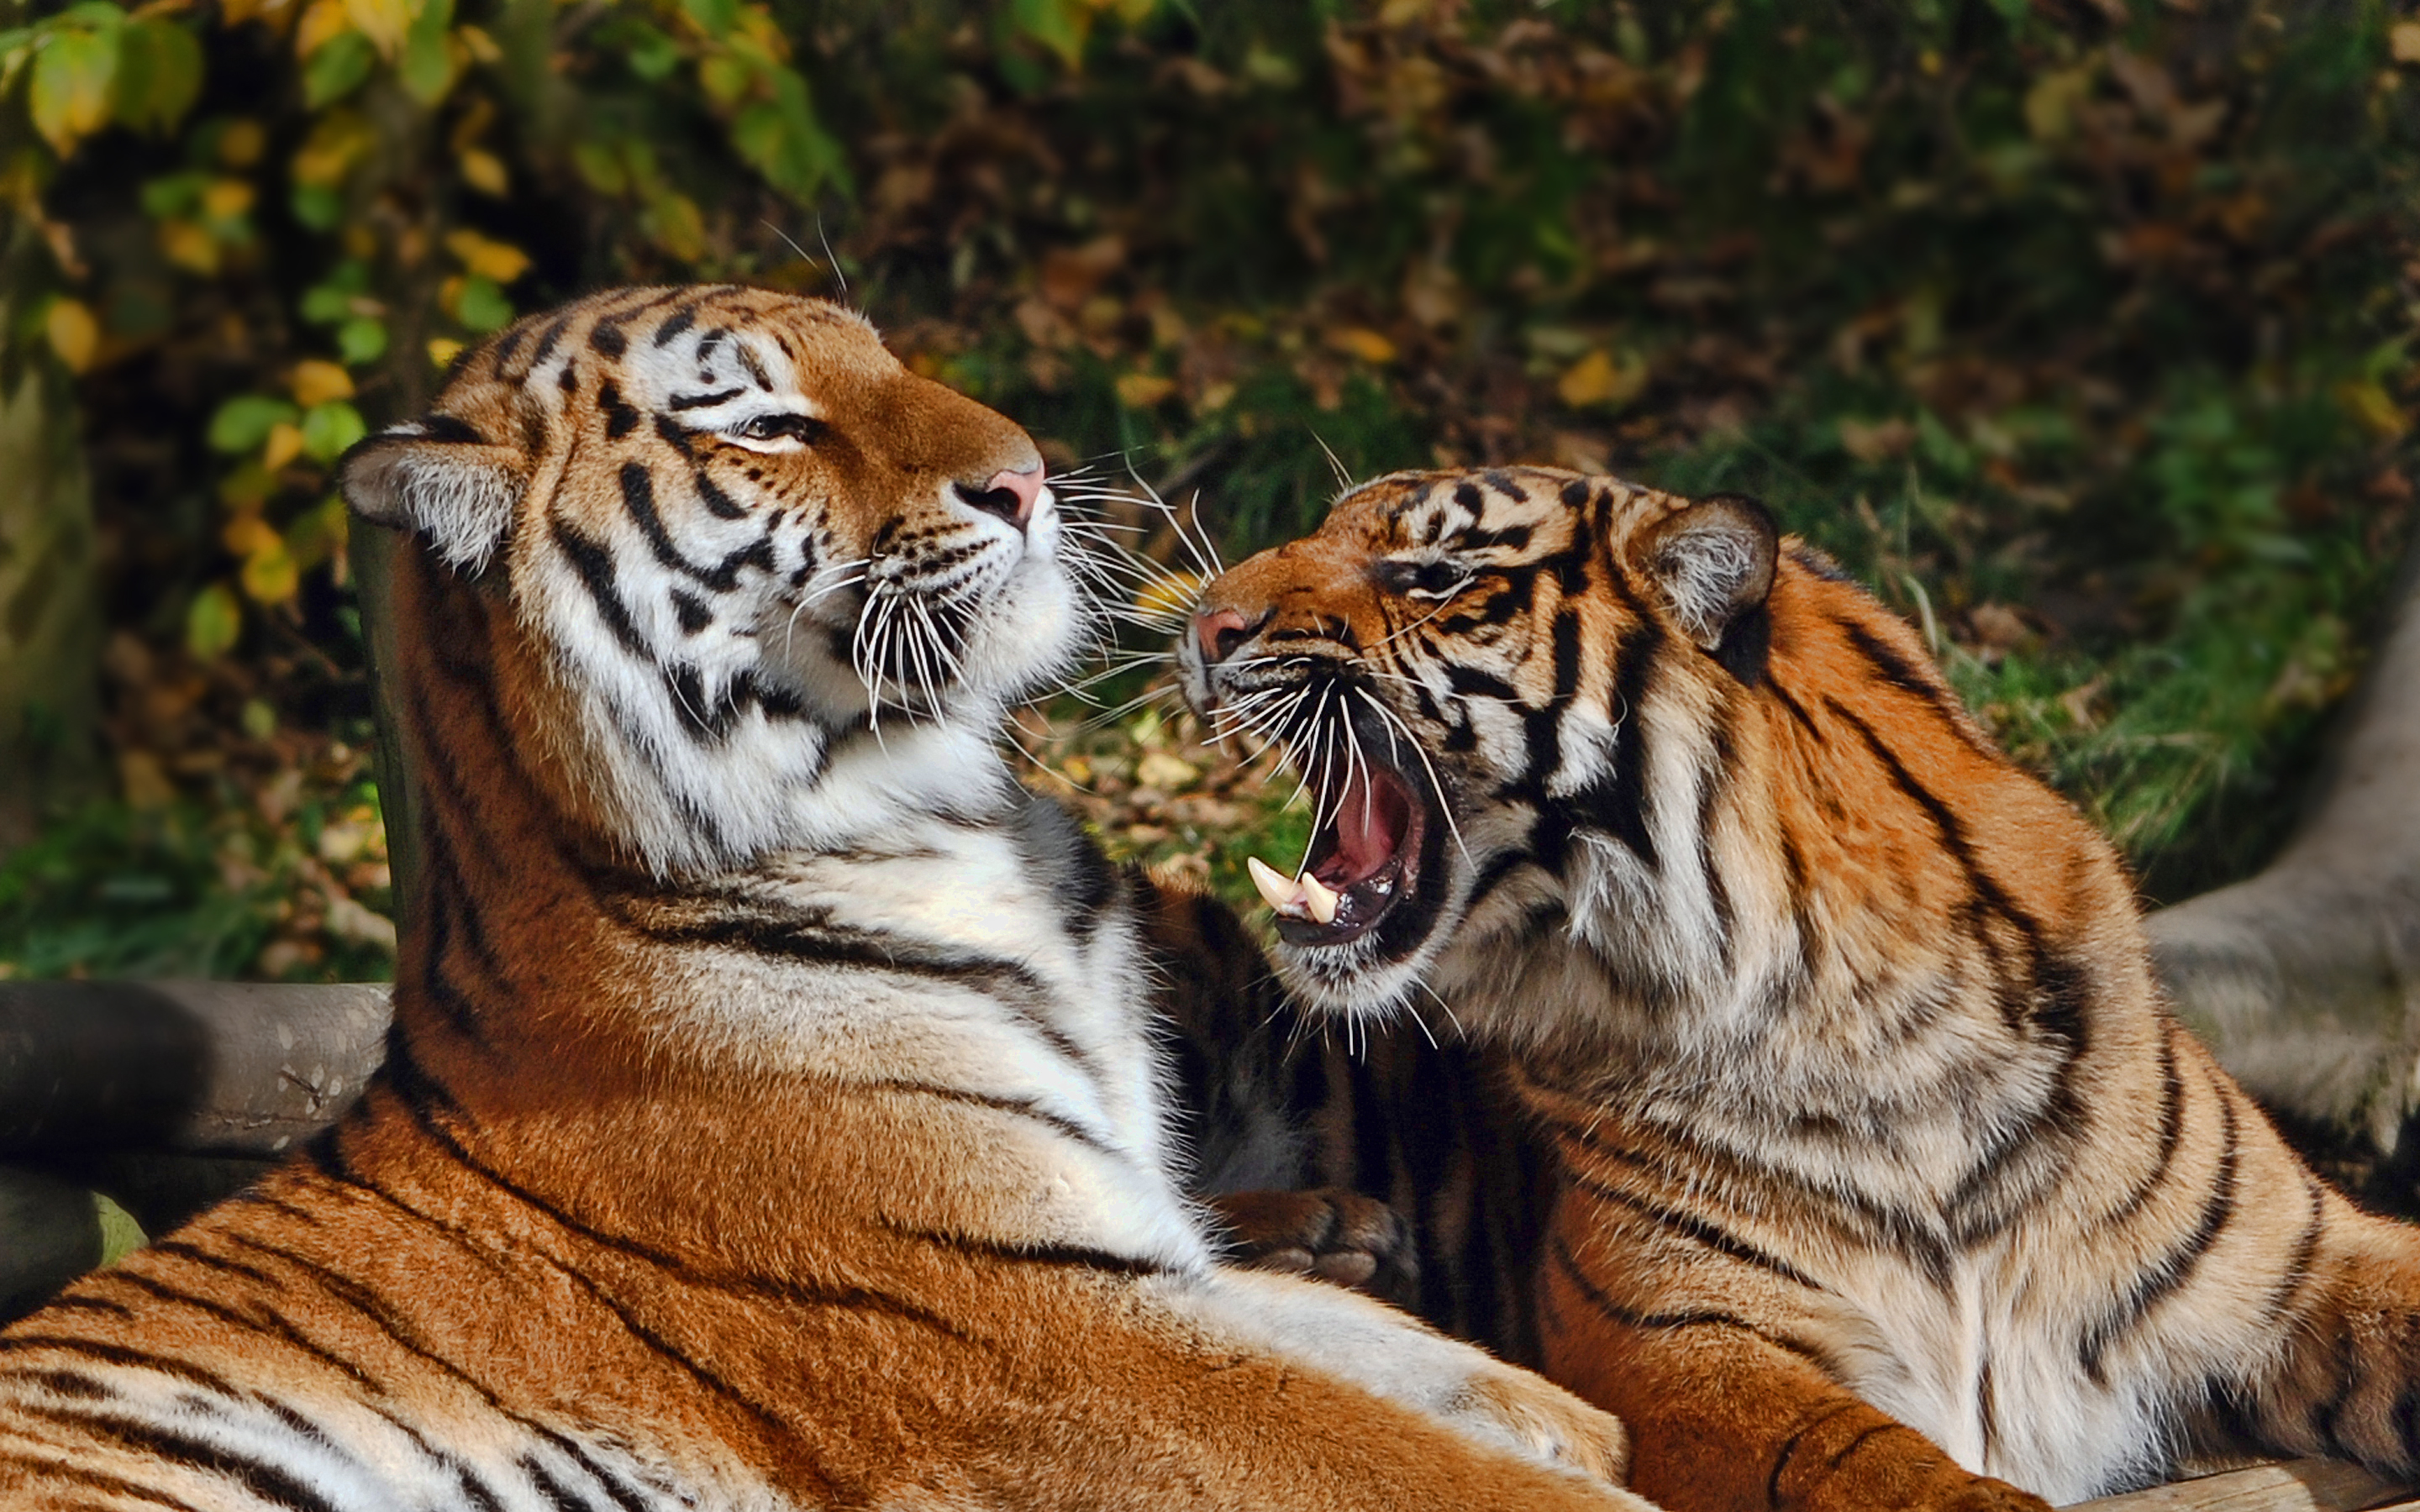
[1300,872,1341,925]
[1246,856,1305,916]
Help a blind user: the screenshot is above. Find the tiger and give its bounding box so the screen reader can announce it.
[0,292,1654,1511]
[1175,462,2420,1511]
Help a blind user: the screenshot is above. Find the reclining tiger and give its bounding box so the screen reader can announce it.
[0,291,1650,1511]
[1176,463,2420,1510]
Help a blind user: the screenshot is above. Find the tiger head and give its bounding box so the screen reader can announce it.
[341,285,1078,875]
[1179,465,2118,1043]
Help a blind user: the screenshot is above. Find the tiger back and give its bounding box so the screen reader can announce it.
[1180,464,2420,1510]
[0,297,1649,1512]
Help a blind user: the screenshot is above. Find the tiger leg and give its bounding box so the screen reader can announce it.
[1202,1185,1419,1303]
[1538,1231,2048,1512]
[2189,1168,2420,1476]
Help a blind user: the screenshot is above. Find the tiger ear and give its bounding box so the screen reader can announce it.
[338,417,525,574]
[1637,495,1778,683]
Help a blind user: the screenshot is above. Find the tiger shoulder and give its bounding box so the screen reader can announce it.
[1180,462,2420,1511]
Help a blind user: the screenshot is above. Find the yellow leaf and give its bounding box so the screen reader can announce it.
[202,177,255,222]
[459,147,508,196]
[427,337,466,368]
[218,118,266,166]
[2394,20,2420,65]
[223,512,278,556]
[45,297,99,374]
[442,228,530,283]
[1134,570,1202,621]
[456,23,502,63]
[292,110,373,186]
[1324,326,1397,364]
[1115,371,1176,408]
[437,274,467,320]
[295,0,350,56]
[158,218,221,275]
[290,359,355,407]
[1134,752,1200,791]
[2023,68,2093,144]
[1558,348,1649,409]
[29,27,118,154]
[263,422,306,471]
[119,749,177,808]
[241,538,300,603]
[339,0,410,58]
[2337,377,2409,441]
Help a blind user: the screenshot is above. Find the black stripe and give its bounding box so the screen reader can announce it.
[1767,1400,1870,1508]
[549,518,647,656]
[597,382,639,439]
[667,387,744,412]
[2102,1026,2186,1227]
[1562,1168,1824,1292]
[874,1222,1169,1278]
[2078,1082,2240,1383]
[856,1079,1119,1157]
[518,1453,591,1512]
[652,305,699,349]
[0,1457,211,1512]
[14,1402,345,1512]
[1547,1232,1841,1375]
[0,1337,245,1404]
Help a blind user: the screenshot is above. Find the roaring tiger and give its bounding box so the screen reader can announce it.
[0,293,1651,1511]
[1177,463,2420,1510]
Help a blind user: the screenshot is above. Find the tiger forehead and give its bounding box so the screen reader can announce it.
[466,286,892,415]
[1339,468,1639,554]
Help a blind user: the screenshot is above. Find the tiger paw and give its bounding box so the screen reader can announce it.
[1207,1187,1416,1304]
[1444,1363,1634,1489]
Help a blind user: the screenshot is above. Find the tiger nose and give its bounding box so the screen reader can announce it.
[955,465,1045,532]
[1195,606,1254,665]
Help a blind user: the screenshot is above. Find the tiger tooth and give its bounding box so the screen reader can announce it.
[1300,871,1341,926]
[1246,856,1304,916]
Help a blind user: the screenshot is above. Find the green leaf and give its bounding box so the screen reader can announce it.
[335,317,387,365]
[300,284,350,323]
[678,0,735,39]
[93,1192,147,1263]
[302,31,375,108]
[111,18,201,134]
[139,170,205,218]
[207,395,299,453]
[291,184,343,230]
[620,23,679,81]
[1011,0,1087,70]
[299,401,367,463]
[185,581,241,659]
[398,0,455,105]
[455,276,513,333]
[729,68,841,202]
[30,24,121,153]
[571,140,628,194]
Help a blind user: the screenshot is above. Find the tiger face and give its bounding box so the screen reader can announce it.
[1179,466,1781,1024]
[343,286,1075,874]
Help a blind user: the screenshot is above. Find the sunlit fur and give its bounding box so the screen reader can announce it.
[0,299,1649,1511]
[1184,464,2420,1509]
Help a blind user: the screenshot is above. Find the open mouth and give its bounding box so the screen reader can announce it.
[1244,740,1427,948]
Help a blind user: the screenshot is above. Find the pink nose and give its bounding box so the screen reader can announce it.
[987,465,1045,526]
[1196,606,1249,664]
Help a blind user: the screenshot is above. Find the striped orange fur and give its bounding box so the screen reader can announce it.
[1180,465,2420,1509]
[0,297,1647,1511]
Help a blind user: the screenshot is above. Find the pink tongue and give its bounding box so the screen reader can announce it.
[1319,768,1407,887]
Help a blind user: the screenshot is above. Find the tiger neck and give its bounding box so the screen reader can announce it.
[355,540,1209,1279]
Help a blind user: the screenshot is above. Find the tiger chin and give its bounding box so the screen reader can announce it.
[1180,464,2420,1511]
[0,295,1649,1511]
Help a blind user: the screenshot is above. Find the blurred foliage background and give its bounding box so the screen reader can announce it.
[0,0,2414,982]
